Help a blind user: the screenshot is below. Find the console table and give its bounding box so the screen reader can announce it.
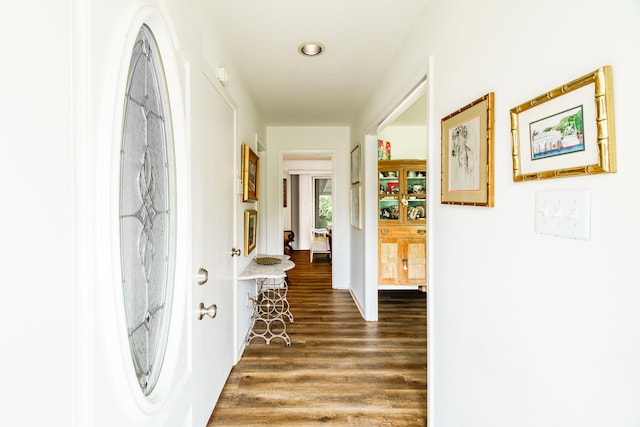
[239,255,295,346]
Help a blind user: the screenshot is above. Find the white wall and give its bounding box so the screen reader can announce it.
[0,1,74,425]
[377,125,427,159]
[0,0,266,424]
[265,127,350,289]
[356,0,640,425]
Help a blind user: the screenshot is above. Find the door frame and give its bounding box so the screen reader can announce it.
[362,65,434,424]
[363,76,429,318]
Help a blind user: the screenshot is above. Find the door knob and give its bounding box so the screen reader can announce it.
[231,248,241,257]
[198,303,217,320]
[196,268,208,285]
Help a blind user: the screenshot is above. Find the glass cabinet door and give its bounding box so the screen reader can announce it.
[404,167,426,222]
[379,168,400,221]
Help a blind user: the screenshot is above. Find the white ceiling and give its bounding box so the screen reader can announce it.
[205,1,428,126]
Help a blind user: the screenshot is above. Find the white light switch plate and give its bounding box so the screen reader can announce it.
[535,189,591,240]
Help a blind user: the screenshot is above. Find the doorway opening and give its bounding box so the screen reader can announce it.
[369,74,430,424]
[282,151,335,280]
[367,77,428,313]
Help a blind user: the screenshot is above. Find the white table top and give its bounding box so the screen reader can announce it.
[238,255,295,280]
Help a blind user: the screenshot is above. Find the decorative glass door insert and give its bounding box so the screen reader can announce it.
[119,24,176,396]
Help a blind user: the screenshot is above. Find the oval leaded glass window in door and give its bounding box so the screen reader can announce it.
[120,24,176,396]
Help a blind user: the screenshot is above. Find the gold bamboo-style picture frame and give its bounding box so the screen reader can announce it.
[241,143,260,202]
[510,65,616,181]
[244,209,257,255]
[441,92,494,207]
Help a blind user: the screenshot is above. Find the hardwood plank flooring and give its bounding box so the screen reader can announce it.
[208,251,427,426]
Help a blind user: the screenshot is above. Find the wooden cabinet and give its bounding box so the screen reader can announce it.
[378,227,426,285]
[378,160,427,288]
[378,160,426,225]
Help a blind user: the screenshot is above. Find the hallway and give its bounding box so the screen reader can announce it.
[208,251,427,426]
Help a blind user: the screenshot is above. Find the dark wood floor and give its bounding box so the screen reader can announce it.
[208,251,427,426]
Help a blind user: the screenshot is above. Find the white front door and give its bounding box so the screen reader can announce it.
[190,72,237,426]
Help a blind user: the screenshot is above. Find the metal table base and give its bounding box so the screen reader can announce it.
[247,277,293,345]
[239,255,295,346]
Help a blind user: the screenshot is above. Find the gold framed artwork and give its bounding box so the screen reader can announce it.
[244,209,257,255]
[510,65,616,181]
[350,185,362,229]
[350,145,361,184]
[283,178,287,207]
[241,143,260,202]
[441,92,494,207]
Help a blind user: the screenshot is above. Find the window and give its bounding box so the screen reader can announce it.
[314,177,332,229]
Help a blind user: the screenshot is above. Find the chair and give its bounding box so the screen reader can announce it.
[283,230,295,255]
[309,228,331,263]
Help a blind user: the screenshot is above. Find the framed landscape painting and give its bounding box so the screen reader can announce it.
[510,65,616,181]
[244,209,257,255]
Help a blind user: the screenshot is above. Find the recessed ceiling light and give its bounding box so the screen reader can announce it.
[298,42,325,57]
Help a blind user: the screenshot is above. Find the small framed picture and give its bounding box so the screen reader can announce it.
[241,144,260,202]
[441,92,494,207]
[350,145,361,184]
[510,65,616,181]
[350,185,362,229]
[283,178,287,208]
[244,209,257,255]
